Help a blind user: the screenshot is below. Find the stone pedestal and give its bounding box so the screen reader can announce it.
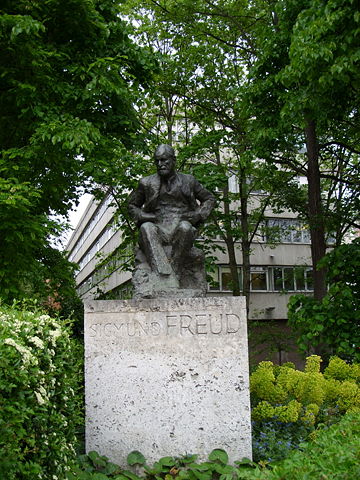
[85,297,252,466]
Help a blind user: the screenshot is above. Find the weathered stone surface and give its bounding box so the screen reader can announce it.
[85,297,252,466]
[132,246,207,299]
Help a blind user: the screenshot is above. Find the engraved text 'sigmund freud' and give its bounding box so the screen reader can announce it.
[128,144,215,299]
[88,312,241,338]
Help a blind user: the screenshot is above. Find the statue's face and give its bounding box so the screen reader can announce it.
[155,151,176,178]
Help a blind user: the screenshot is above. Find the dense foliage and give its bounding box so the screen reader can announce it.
[1,306,358,479]
[0,304,82,479]
[252,413,360,480]
[111,0,360,304]
[246,0,360,300]
[250,355,359,461]
[0,0,154,303]
[288,238,360,362]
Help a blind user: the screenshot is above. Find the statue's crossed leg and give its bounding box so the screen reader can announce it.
[139,221,196,278]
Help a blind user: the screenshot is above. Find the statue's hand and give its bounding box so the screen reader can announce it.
[181,211,202,226]
[139,212,157,224]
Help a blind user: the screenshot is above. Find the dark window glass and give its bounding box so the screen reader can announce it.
[208,266,219,291]
[295,267,305,290]
[251,271,267,290]
[306,269,314,291]
[222,270,233,291]
[274,267,283,291]
[284,267,295,290]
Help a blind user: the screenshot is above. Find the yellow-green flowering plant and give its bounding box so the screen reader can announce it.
[251,355,359,425]
[250,355,359,462]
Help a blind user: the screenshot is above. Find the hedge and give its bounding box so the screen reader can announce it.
[0,303,82,479]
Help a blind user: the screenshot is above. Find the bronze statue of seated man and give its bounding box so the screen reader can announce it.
[128,144,215,298]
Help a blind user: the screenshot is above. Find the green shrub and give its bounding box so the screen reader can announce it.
[250,355,359,461]
[288,238,360,363]
[0,303,83,479]
[251,355,360,423]
[252,413,360,479]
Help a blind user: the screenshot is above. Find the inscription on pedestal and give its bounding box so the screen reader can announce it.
[85,297,252,466]
[89,312,241,338]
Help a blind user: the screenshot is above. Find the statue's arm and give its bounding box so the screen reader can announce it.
[128,182,145,221]
[181,177,215,227]
[193,178,216,222]
[128,181,156,226]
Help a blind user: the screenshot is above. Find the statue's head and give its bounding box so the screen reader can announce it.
[154,144,176,178]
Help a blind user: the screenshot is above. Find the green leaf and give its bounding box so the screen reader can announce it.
[158,456,176,466]
[92,474,111,480]
[214,464,234,475]
[219,474,233,480]
[115,476,141,480]
[127,450,146,466]
[180,454,198,464]
[208,449,229,465]
[121,470,143,480]
[190,470,212,480]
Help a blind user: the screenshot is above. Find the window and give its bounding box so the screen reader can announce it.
[68,194,113,261]
[274,267,294,290]
[208,265,242,291]
[265,218,311,244]
[77,224,117,270]
[208,266,220,291]
[228,175,265,195]
[305,268,313,291]
[250,267,268,291]
[294,266,305,290]
[271,266,313,292]
[208,265,314,293]
[221,266,233,291]
[228,175,239,194]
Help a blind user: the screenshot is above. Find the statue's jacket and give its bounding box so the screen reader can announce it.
[128,172,215,227]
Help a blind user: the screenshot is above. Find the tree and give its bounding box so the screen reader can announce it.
[247,0,360,301]
[87,0,359,314]
[288,238,360,362]
[0,0,155,302]
[121,0,293,314]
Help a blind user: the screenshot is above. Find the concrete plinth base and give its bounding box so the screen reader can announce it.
[85,297,252,466]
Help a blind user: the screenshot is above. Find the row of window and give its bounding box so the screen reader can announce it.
[78,262,313,297]
[259,218,334,245]
[210,218,312,244]
[209,265,314,292]
[77,217,312,273]
[78,263,313,298]
[261,218,311,244]
[77,224,117,271]
[213,217,335,245]
[73,215,333,278]
[77,253,131,297]
[68,194,113,262]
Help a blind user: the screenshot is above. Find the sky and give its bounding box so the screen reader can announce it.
[58,193,93,249]
[68,193,92,229]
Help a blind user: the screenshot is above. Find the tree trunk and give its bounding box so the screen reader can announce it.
[224,234,241,296]
[215,149,241,297]
[239,175,251,316]
[222,176,241,297]
[165,96,173,145]
[305,117,327,301]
